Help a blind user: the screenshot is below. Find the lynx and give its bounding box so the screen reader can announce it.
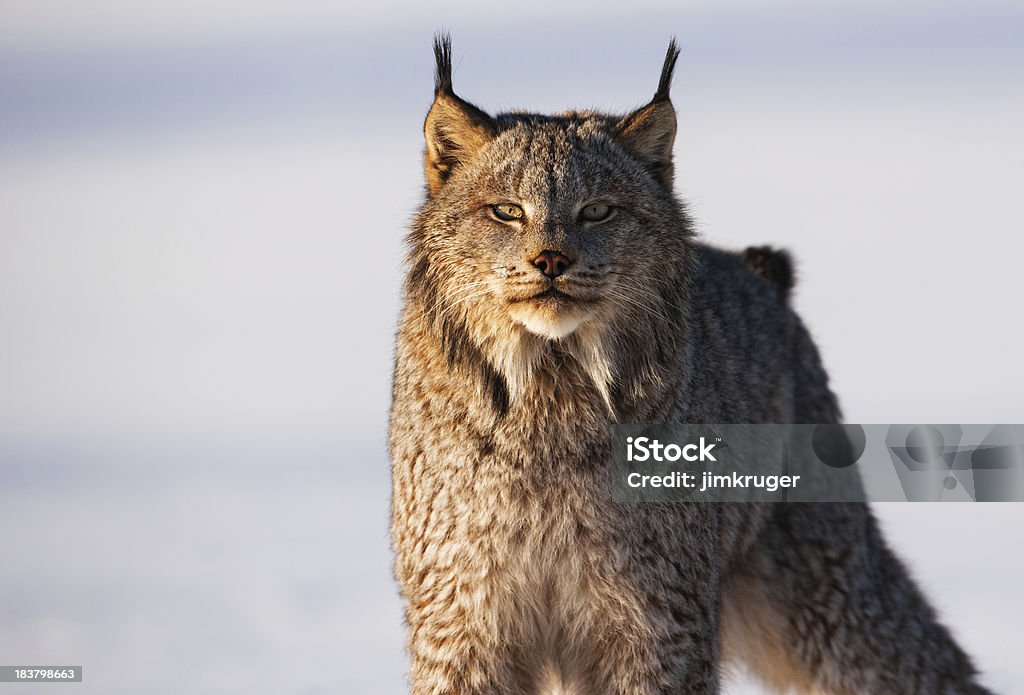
[388,35,994,695]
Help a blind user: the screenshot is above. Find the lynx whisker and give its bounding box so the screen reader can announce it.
[433,288,493,322]
[423,281,492,317]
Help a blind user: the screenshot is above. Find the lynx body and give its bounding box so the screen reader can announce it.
[388,36,994,695]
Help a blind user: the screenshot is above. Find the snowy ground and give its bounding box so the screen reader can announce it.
[0,454,1019,694]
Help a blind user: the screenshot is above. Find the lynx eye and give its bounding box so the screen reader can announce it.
[580,202,613,222]
[492,203,525,222]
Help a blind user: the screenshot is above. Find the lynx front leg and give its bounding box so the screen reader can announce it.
[722,503,995,695]
[403,580,508,695]
[553,589,719,695]
[403,567,720,695]
[592,613,719,695]
[565,528,722,694]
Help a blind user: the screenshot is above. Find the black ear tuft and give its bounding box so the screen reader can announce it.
[654,38,680,102]
[742,246,796,302]
[423,33,496,195]
[614,39,680,189]
[434,32,453,96]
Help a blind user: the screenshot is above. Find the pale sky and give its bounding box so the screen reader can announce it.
[3,0,1019,48]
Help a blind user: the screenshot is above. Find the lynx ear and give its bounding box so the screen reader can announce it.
[424,34,496,196]
[615,39,680,189]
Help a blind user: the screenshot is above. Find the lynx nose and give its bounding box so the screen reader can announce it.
[531,250,573,279]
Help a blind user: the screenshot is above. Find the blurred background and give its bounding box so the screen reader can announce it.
[1,0,1022,693]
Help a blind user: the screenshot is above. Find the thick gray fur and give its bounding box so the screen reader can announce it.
[388,34,995,695]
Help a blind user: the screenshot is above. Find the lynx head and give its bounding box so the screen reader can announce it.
[406,35,694,410]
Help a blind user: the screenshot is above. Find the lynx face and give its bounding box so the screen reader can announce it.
[425,115,684,340]
[406,37,691,402]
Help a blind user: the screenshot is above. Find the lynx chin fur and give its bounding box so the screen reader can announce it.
[388,34,995,695]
